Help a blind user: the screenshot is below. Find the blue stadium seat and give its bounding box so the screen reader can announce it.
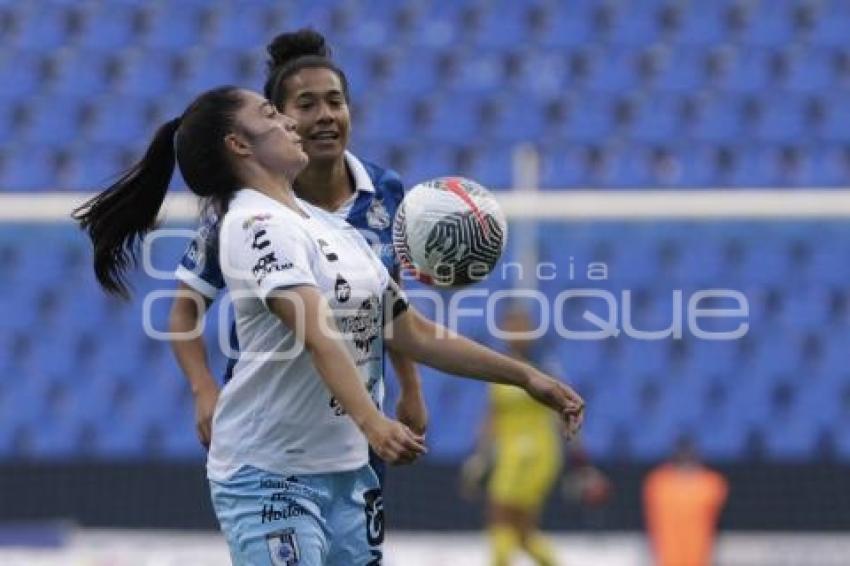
[737,0,796,47]
[564,94,615,143]
[759,401,825,461]
[810,146,850,187]
[113,50,176,97]
[25,418,85,459]
[470,1,531,49]
[781,47,836,94]
[178,49,241,94]
[696,411,752,461]
[606,1,661,46]
[584,47,640,94]
[403,144,454,185]
[782,287,832,332]
[674,145,723,187]
[406,2,469,49]
[442,51,504,94]
[628,94,683,143]
[327,46,370,91]
[418,94,481,145]
[332,5,396,50]
[0,50,43,98]
[535,1,595,48]
[20,96,81,149]
[689,95,745,143]
[381,50,440,95]
[205,3,273,49]
[354,97,414,142]
[687,341,741,377]
[819,96,850,143]
[0,146,57,191]
[490,95,545,142]
[610,146,655,187]
[752,96,809,143]
[807,228,850,285]
[85,96,150,145]
[750,146,815,187]
[539,145,587,187]
[669,1,728,46]
[45,49,110,98]
[709,48,774,95]
[649,48,707,93]
[9,3,73,51]
[141,3,205,50]
[807,0,850,48]
[454,144,514,190]
[63,146,129,190]
[507,49,571,96]
[78,3,143,50]
[627,408,683,461]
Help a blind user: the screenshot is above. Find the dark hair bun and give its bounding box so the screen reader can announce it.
[266,28,331,70]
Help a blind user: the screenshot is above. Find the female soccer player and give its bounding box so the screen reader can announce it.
[462,307,608,566]
[170,29,427,456]
[73,86,584,565]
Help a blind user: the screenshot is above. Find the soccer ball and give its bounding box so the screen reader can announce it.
[393,176,508,287]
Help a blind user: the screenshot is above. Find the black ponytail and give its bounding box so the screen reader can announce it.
[72,118,181,298]
[74,86,245,298]
[263,28,350,108]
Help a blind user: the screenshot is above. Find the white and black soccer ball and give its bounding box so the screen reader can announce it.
[393,176,508,287]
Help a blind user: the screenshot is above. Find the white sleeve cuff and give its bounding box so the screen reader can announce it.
[175,265,221,300]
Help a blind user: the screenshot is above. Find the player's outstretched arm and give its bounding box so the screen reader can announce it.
[385,307,584,438]
[169,281,220,448]
[268,285,427,465]
[387,348,428,434]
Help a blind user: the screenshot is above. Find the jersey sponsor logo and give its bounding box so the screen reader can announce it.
[366,197,391,230]
[266,528,301,565]
[252,252,294,285]
[251,229,271,251]
[364,488,385,546]
[243,213,272,230]
[335,274,351,303]
[261,501,307,523]
[329,396,345,416]
[317,238,338,262]
[337,296,380,354]
[184,239,202,269]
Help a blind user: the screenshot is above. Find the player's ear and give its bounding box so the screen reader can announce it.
[224,133,252,157]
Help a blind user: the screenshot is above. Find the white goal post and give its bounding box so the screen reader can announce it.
[2,190,850,223]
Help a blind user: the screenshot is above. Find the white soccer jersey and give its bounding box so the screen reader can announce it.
[207,188,392,480]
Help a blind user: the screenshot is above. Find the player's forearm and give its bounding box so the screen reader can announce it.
[386,348,422,394]
[269,288,384,433]
[309,340,384,431]
[169,297,218,395]
[389,309,533,389]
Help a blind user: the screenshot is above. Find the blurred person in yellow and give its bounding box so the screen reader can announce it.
[643,437,728,566]
[461,306,609,566]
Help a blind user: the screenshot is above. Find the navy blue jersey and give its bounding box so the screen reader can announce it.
[174,152,405,382]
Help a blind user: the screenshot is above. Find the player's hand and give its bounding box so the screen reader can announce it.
[193,381,220,449]
[363,415,427,465]
[396,390,429,435]
[524,371,585,439]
